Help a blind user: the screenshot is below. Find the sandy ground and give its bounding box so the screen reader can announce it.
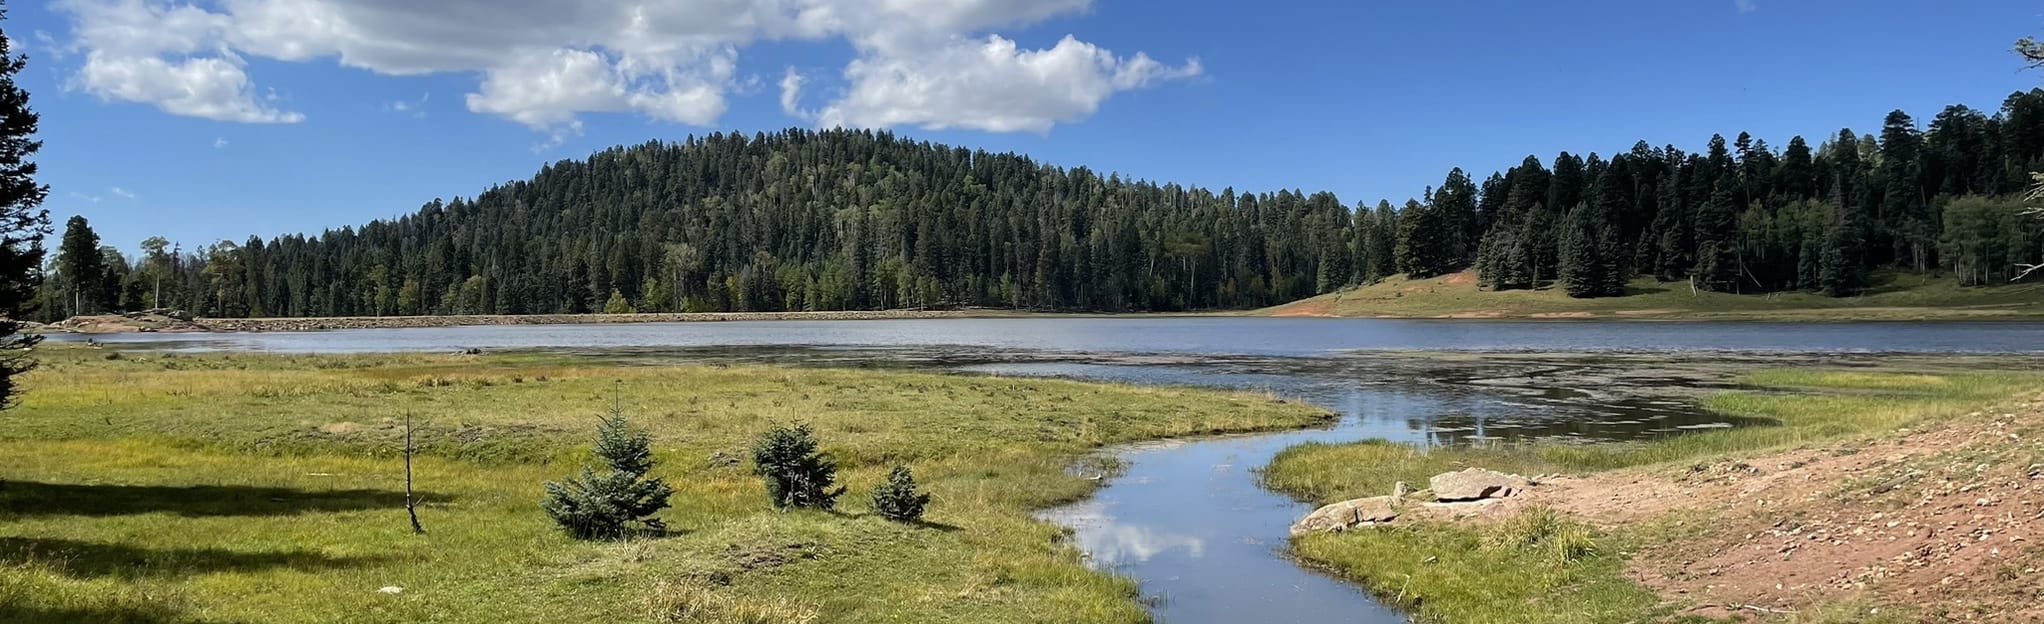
[1504,393,2044,621]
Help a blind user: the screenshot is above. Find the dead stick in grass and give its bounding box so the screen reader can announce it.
[406,412,425,535]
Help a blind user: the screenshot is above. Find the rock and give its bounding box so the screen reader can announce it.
[1430,467,1533,502]
[1289,496,1400,537]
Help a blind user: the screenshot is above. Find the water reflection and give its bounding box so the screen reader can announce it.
[1046,500,1208,565]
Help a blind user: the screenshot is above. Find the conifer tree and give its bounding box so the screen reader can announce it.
[871,464,931,523]
[751,423,844,510]
[0,3,48,410]
[55,215,103,316]
[541,405,674,540]
[1692,184,1742,292]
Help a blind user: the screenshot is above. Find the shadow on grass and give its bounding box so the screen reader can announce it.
[0,537,388,579]
[0,604,246,624]
[0,481,451,517]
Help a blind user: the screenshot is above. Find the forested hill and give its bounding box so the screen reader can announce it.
[50,90,2044,320]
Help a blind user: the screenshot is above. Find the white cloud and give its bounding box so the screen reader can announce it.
[110,186,137,199]
[779,67,809,118]
[1734,0,1757,13]
[212,137,229,148]
[54,0,1195,136]
[818,34,1198,133]
[68,191,102,203]
[387,92,430,117]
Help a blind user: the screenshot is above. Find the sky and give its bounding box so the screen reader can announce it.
[14,0,2044,253]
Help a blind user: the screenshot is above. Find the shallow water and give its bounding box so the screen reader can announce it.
[51,316,2044,354]
[58,318,2044,623]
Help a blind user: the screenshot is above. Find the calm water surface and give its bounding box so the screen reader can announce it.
[56,318,2044,623]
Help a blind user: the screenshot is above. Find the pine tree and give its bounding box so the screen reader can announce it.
[0,5,48,410]
[541,404,675,540]
[1366,200,1398,281]
[870,464,932,523]
[55,215,103,316]
[1820,180,1871,297]
[1692,184,1741,292]
[751,423,844,510]
[1558,171,1628,297]
[602,288,635,314]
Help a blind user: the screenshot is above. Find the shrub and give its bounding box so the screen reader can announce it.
[750,423,843,510]
[870,465,932,522]
[542,407,673,539]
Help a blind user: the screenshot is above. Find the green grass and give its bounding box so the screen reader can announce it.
[1264,366,2044,624]
[1260,270,2044,320]
[0,346,1332,624]
[1293,507,1699,624]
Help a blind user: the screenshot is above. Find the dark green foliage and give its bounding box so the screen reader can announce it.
[1558,177,1626,298]
[0,4,46,410]
[1691,184,1741,293]
[870,465,931,523]
[541,407,674,540]
[88,129,1363,318]
[56,215,104,316]
[1820,187,1872,297]
[751,423,843,510]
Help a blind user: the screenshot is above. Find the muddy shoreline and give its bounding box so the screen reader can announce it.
[39,309,1011,333]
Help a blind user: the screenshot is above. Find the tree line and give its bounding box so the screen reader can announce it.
[37,92,2044,320]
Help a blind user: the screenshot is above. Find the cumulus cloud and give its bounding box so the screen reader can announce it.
[818,35,1199,133]
[779,67,809,118]
[53,0,1197,135]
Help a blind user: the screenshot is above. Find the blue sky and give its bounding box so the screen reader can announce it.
[16,0,2044,253]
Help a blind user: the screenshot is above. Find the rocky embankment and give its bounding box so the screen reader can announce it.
[38,309,977,333]
[1289,467,1548,536]
[39,309,205,333]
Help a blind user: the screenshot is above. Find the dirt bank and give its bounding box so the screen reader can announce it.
[1485,394,2044,621]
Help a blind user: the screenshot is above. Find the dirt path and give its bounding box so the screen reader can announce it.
[1518,394,2044,621]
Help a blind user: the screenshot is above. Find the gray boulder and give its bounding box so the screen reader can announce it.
[1288,496,1400,537]
[1429,468,1533,502]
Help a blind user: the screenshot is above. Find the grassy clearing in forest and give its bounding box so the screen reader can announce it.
[1260,270,2044,320]
[0,345,1330,624]
[1266,366,2044,624]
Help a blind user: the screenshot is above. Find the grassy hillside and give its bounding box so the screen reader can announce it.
[1260,271,2044,320]
[0,346,1329,624]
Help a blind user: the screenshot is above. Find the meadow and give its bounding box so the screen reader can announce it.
[0,345,1330,623]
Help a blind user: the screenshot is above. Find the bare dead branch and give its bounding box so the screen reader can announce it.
[405,412,425,535]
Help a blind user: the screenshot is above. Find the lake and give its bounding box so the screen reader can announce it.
[53,317,2044,623]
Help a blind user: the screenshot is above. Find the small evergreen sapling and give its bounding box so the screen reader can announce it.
[750,423,844,510]
[541,406,673,539]
[870,465,931,523]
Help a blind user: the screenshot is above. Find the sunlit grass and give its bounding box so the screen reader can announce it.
[0,345,1331,623]
[1264,270,2044,320]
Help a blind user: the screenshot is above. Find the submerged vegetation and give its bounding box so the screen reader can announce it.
[0,345,1329,623]
[1266,367,2044,623]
